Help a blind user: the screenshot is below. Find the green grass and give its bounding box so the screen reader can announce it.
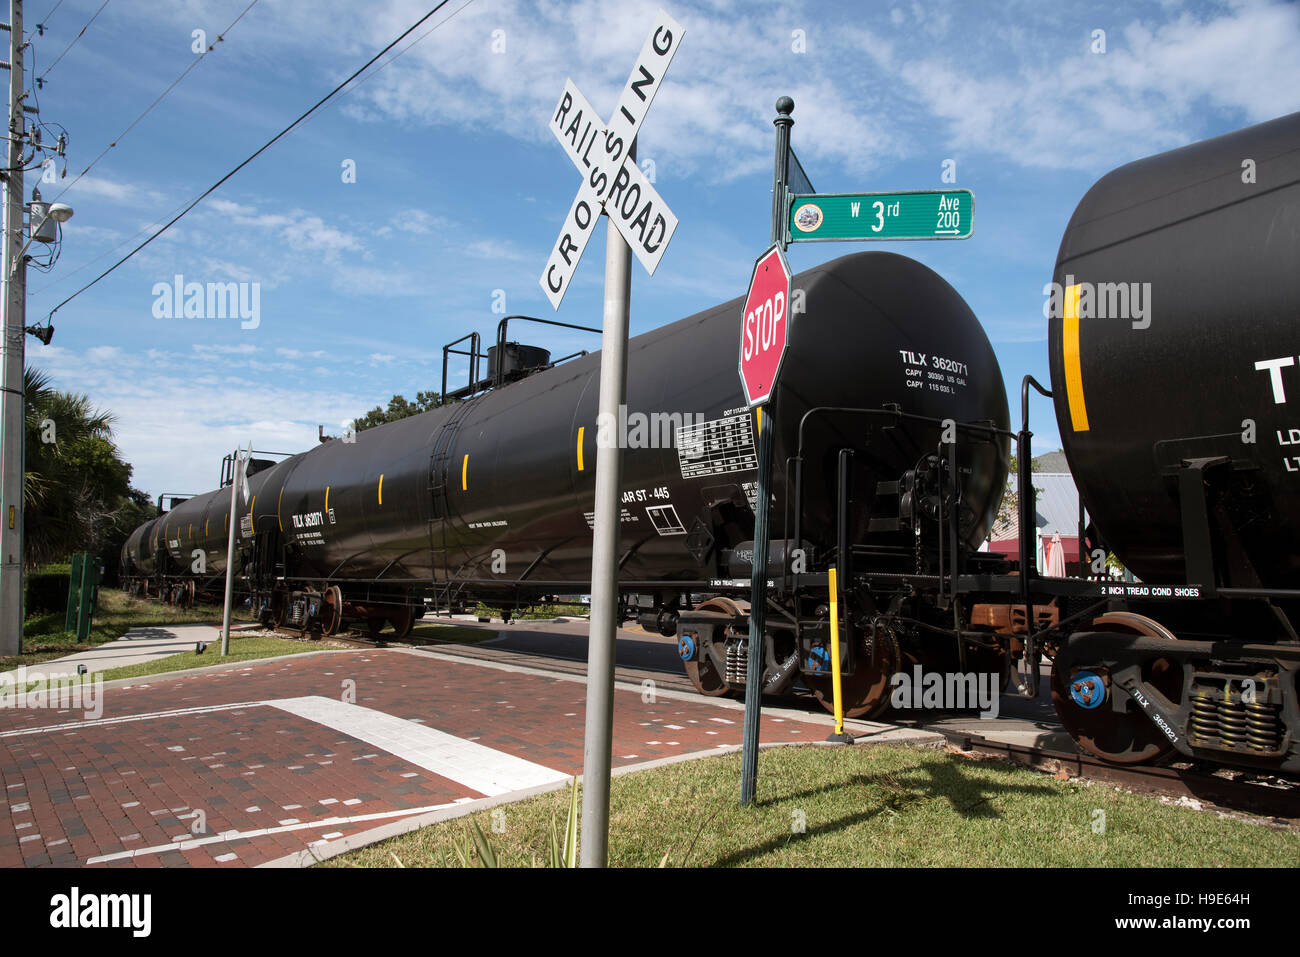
[7,634,330,691]
[474,602,588,621]
[9,588,251,670]
[322,744,1300,868]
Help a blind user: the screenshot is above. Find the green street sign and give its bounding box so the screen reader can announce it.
[788,189,973,242]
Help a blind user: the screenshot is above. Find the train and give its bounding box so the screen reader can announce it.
[121,110,1300,774]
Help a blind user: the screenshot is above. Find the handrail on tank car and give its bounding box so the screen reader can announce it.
[786,404,1013,594]
[441,332,482,404]
[1018,375,1054,697]
[493,315,602,386]
[220,449,295,488]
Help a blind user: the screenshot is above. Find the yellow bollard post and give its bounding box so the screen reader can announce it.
[826,566,854,744]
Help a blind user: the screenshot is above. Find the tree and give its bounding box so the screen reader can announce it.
[994,453,1042,533]
[23,368,146,570]
[351,390,443,431]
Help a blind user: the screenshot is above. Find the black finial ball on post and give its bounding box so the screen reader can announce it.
[776,95,794,116]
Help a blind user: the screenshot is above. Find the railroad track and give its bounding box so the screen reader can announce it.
[939,730,1300,824]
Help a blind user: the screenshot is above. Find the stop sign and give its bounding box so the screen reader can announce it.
[738,244,793,407]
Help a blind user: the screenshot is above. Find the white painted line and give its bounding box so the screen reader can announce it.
[267,696,569,797]
[84,799,474,864]
[0,701,263,738]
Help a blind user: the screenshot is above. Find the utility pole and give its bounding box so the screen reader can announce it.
[0,0,25,655]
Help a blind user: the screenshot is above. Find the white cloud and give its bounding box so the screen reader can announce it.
[192,343,258,357]
[891,0,1300,170]
[30,343,383,497]
[85,345,121,362]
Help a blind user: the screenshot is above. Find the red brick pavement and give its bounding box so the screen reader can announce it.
[0,649,828,867]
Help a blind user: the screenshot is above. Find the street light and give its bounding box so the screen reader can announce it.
[12,197,73,275]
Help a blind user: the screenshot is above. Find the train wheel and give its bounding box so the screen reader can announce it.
[805,624,900,720]
[320,586,344,636]
[682,597,745,697]
[1051,613,1180,765]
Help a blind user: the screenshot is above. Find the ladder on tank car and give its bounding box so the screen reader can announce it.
[427,398,479,611]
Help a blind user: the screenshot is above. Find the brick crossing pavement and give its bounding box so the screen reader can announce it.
[0,649,834,867]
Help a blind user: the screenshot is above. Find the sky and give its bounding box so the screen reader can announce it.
[18,0,1300,499]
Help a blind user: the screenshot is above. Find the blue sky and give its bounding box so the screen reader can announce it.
[23,0,1300,498]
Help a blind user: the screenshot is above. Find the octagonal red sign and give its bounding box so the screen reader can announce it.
[738,244,793,407]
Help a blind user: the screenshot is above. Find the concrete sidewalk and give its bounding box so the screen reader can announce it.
[8,622,262,680]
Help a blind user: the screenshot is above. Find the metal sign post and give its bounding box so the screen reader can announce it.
[220,444,248,656]
[537,9,684,867]
[738,97,795,806]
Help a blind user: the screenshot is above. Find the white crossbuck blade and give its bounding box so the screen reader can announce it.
[539,9,683,310]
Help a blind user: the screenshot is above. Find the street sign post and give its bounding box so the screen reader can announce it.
[788,189,973,242]
[537,8,684,868]
[737,243,789,807]
[738,98,796,807]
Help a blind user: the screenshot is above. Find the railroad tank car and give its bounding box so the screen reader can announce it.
[1048,110,1300,587]
[1045,111,1300,771]
[262,250,1006,591]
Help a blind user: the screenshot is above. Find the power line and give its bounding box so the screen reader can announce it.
[38,0,111,81]
[36,0,66,31]
[34,0,472,298]
[43,1,457,322]
[315,0,478,116]
[51,0,262,202]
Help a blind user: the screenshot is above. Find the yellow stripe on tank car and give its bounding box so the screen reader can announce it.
[249,496,255,522]
[462,454,469,491]
[756,406,763,435]
[577,427,585,472]
[378,475,383,505]
[325,486,330,513]
[277,487,284,531]
[1062,283,1090,432]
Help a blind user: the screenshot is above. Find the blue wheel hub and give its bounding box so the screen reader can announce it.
[1069,670,1107,709]
[806,646,830,675]
[678,633,696,661]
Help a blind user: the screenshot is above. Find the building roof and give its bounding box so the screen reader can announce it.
[990,472,1082,541]
[1032,450,1070,472]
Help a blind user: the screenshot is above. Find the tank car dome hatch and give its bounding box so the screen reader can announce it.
[488,342,551,384]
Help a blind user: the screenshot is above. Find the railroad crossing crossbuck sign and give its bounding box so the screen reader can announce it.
[738,244,792,407]
[539,9,683,309]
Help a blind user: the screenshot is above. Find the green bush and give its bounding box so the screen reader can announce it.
[26,566,71,614]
